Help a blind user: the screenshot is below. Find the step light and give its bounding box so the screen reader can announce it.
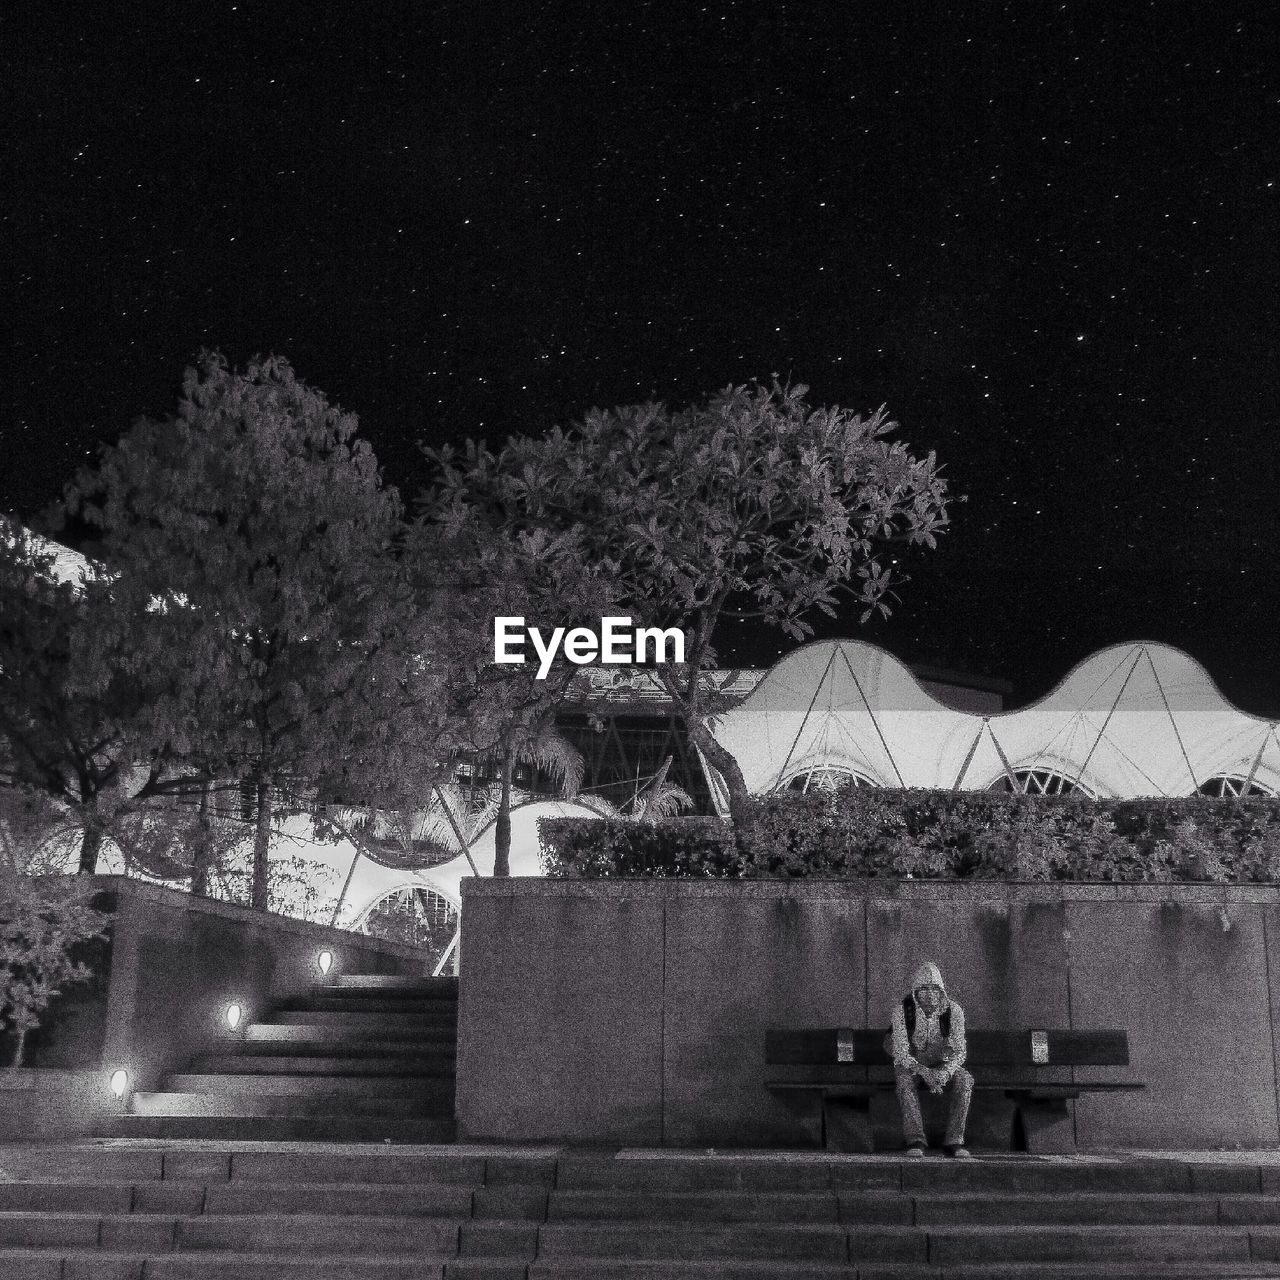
[109,1069,129,1100]
[317,949,334,976]
[224,1001,244,1031]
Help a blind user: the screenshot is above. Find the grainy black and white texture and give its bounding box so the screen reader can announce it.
[3,3,1277,707]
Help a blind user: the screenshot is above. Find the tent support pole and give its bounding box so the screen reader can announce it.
[774,647,841,787]
[1145,649,1197,794]
[1238,725,1277,801]
[1072,648,1144,792]
[838,645,906,787]
[951,721,987,791]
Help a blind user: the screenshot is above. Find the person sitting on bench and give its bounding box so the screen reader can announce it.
[888,960,974,1159]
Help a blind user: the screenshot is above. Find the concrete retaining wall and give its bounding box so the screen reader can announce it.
[456,879,1280,1150]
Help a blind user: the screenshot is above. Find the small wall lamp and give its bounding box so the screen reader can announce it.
[317,950,334,976]
[225,1002,244,1031]
[109,1069,130,1100]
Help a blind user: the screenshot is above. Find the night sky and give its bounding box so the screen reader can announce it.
[4,4,1279,711]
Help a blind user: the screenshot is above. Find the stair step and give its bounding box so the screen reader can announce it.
[536,1222,888,1263]
[192,1054,454,1076]
[928,1224,1252,1266]
[0,1251,76,1280]
[129,1252,493,1280]
[202,1180,475,1217]
[553,1159,863,1193]
[900,1163,1203,1194]
[283,996,458,1015]
[0,1211,109,1248]
[524,1265,870,1280]
[913,1192,1224,1226]
[273,1010,454,1028]
[546,1190,850,1225]
[0,1150,166,1182]
[131,1090,450,1121]
[521,1264,1280,1280]
[162,1072,450,1097]
[244,1023,455,1047]
[552,1157,1214,1195]
[545,1188,1244,1228]
[225,1152,487,1184]
[0,1184,135,1213]
[132,1091,449,1119]
[328,974,456,994]
[105,1115,457,1141]
[23,1253,470,1280]
[175,1212,462,1254]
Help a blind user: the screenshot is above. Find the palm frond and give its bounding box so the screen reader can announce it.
[572,792,624,818]
[511,723,584,798]
[642,785,694,819]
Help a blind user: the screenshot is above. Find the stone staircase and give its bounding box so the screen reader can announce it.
[4,1146,1280,1277]
[113,974,456,1142]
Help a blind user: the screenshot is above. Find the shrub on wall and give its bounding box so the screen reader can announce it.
[0,878,110,1065]
[539,788,1280,882]
[539,817,741,878]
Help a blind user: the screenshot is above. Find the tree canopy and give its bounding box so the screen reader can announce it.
[0,519,158,873]
[64,352,430,905]
[428,380,952,827]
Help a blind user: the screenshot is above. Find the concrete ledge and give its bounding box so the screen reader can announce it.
[469,878,1263,905]
[88,876,428,962]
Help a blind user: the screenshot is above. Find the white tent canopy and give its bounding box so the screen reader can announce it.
[704,639,1280,807]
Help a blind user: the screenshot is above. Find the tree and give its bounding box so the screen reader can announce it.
[65,353,429,910]
[0,877,108,1066]
[403,503,617,876]
[0,520,255,881]
[0,521,151,873]
[484,715,584,876]
[429,380,951,834]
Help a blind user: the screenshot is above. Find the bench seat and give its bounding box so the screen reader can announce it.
[765,1027,1144,1154]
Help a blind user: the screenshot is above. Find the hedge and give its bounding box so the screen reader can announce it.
[538,787,1280,882]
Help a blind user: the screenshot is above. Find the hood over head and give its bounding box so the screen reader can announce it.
[910,960,946,997]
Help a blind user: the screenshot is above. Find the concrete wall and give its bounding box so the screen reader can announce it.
[12,876,428,1096]
[456,878,1280,1150]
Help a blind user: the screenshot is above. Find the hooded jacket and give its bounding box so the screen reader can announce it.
[888,960,967,1080]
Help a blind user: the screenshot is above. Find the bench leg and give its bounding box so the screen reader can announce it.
[1009,1093,1075,1154]
[823,1096,874,1154]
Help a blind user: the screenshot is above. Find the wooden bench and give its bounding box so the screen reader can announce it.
[765,1027,1145,1154]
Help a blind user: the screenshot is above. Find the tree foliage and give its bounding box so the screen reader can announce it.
[64,352,430,908]
[0,520,164,872]
[402,497,617,875]
[0,878,109,1065]
[429,380,951,831]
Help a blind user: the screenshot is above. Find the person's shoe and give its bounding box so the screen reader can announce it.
[904,1142,926,1158]
[944,1144,972,1160]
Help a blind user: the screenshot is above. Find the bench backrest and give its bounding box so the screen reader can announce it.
[765,1027,1129,1068]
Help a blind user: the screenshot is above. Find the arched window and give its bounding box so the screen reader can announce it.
[1197,775,1277,799]
[779,765,878,794]
[988,768,1093,797]
[360,887,458,969]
